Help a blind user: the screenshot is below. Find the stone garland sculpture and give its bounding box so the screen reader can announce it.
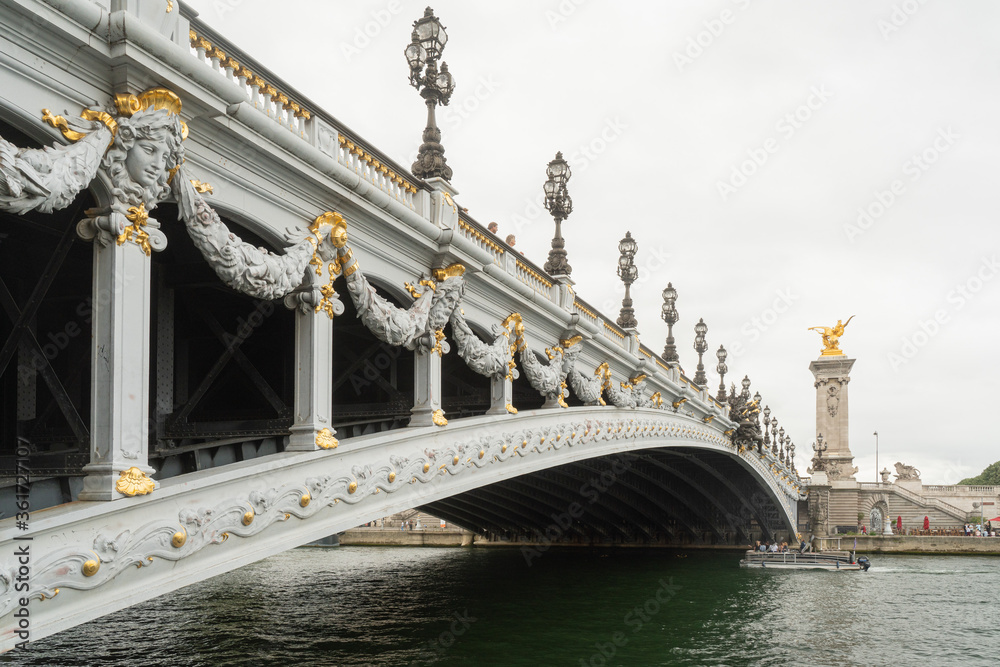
[172,172,340,300]
[0,88,335,299]
[517,335,583,408]
[606,373,647,409]
[567,362,611,407]
[449,309,521,382]
[332,221,465,354]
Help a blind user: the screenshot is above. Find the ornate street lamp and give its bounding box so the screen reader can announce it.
[715,345,728,402]
[771,417,779,455]
[762,405,771,446]
[778,427,786,459]
[543,152,573,275]
[740,375,751,400]
[789,442,796,473]
[661,283,679,362]
[616,232,638,329]
[693,318,708,386]
[405,7,455,180]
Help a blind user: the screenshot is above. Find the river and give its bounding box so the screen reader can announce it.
[11,546,1000,666]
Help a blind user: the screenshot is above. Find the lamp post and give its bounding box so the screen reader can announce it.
[762,405,771,447]
[693,318,708,386]
[616,232,638,329]
[789,442,796,473]
[771,417,779,455]
[715,345,728,403]
[661,283,679,363]
[405,7,455,180]
[873,430,879,483]
[542,152,573,275]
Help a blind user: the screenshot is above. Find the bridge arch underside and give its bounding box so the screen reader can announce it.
[421,447,793,547]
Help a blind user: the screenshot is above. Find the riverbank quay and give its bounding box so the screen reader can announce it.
[818,535,1000,555]
[339,527,475,546]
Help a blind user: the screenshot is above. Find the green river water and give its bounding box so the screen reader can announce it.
[9,546,999,666]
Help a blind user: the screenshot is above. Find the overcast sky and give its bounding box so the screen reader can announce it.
[184,0,1000,484]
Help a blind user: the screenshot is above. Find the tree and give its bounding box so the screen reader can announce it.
[959,461,1000,485]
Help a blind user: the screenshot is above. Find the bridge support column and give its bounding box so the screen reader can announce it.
[286,305,335,450]
[410,349,442,426]
[78,228,160,500]
[486,374,513,415]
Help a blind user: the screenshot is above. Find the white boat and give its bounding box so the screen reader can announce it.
[739,550,871,571]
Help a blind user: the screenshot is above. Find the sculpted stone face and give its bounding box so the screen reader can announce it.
[124,138,170,189]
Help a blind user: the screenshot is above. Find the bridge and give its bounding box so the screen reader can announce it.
[0,1,804,650]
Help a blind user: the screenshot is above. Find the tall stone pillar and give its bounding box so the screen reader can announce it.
[411,349,443,427]
[78,215,165,500]
[285,294,337,451]
[809,356,857,481]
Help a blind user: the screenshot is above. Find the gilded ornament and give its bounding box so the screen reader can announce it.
[506,403,518,414]
[423,463,431,473]
[40,589,60,601]
[190,180,213,194]
[348,481,358,494]
[242,509,255,526]
[432,409,448,426]
[672,397,688,409]
[316,428,338,449]
[171,527,187,548]
[808,315,854,357]
[431,328,446,356]
[42,108,117,144]
[501,444,508,453]
[431,263,466,282]
[116,203,152,255]
[478,450,485,459]
[300,492,311,507]
[703,416,715,424]
[453,455,460,465]
[82,557,101,577]
[388,472,396,483]
[115,466,155,496]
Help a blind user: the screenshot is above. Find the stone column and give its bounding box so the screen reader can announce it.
[410,349,443,427]
[78,215,165,500]
[285,298,336,451]
[486,373,513,416]
[809,356,856,480]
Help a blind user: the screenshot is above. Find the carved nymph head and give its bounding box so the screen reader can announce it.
[101,89,187,209]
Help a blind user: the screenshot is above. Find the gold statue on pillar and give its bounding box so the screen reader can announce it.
[808,316,854,356]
